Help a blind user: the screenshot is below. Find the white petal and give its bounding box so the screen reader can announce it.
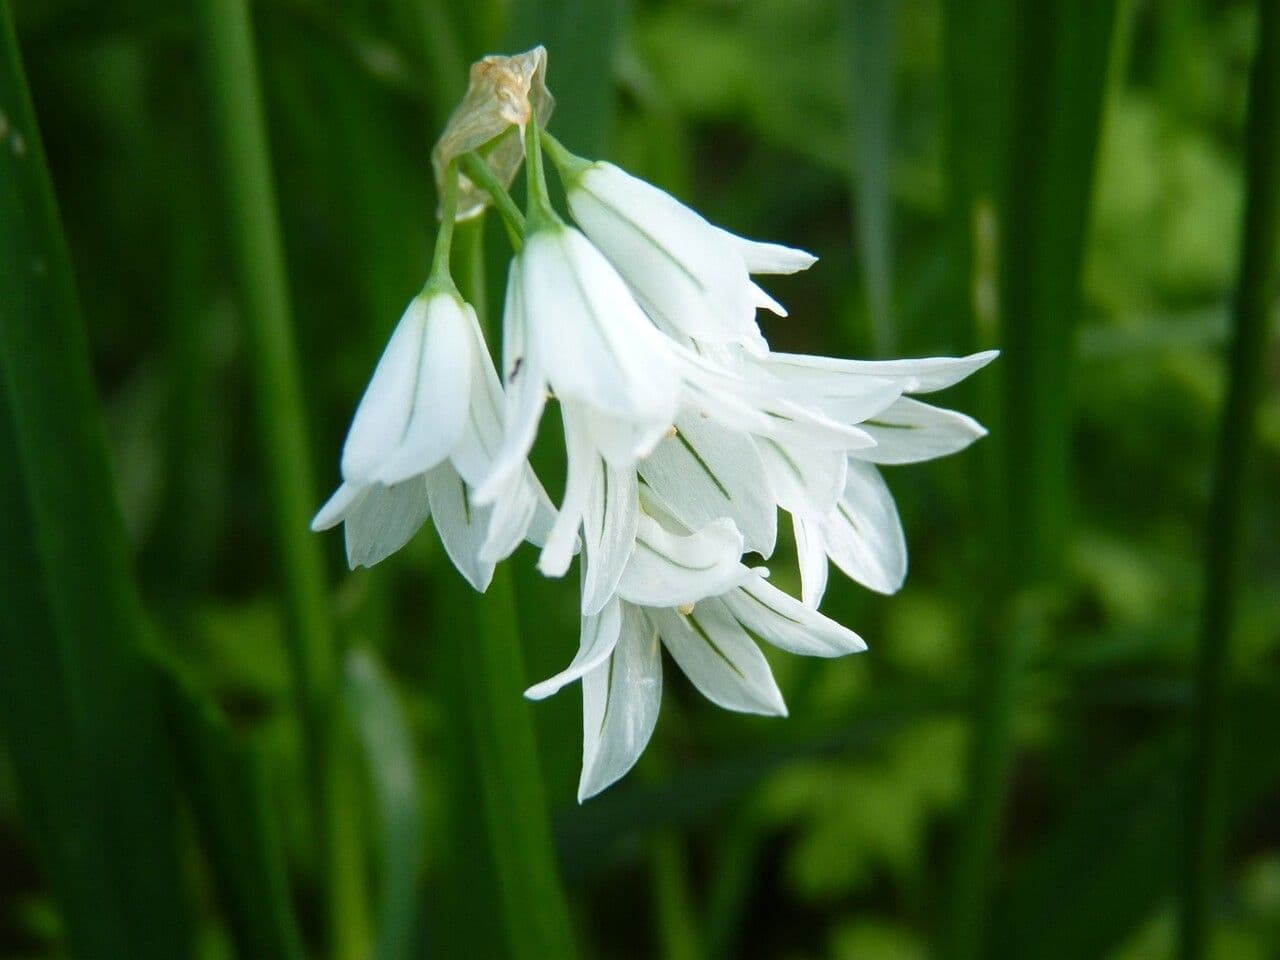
[522,471,559,548]
[719,574,867,657]
[526,598,623,701]
[340,298,427,481]
[857,397,988,465]
[477,466,539,565]
[650,606,786,716]
[569,164,761,346]
[521,226,679,425]
[538,404,595,578]
[756,437,848,519]
[792,515,830,608]
[373,296,476,485]
[449,307,506,489]
[578,604,663,801]
[617,516,749,609]
[576,403,671,469]
[637,414,778,557]
[341,477,432,569]
[312,481,363,531]
[714,227,818,275]
[581,455,640,616]
[757,353,903,424]
[750,282,788,317]
[473,260,548,505]
[819,460,907,594]
[753,399,877,451]
[767,349,998,394]
[424,463,495,592]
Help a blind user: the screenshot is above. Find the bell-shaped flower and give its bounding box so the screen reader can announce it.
[474,229,684,506]
[524,497,865,800]
[312,290,548,590]
[763,349,998,607]
[544,138,816,353]
[472,226,860,600]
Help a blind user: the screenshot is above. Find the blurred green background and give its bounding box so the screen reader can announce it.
[1,1,1278,959]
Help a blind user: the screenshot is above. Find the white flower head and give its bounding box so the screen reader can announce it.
[524,496,865,801]
[475,229,683,507]
[545,138,816,353]
[759,350,999,607]
[312,48,1001,806]
[312,289,548,589]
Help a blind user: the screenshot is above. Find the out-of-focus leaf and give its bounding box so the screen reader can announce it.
[507,0,626,156]
[162,663,305,960]
[0,4,193,954]
[988,682,1280,960]
[555,685,958,880]
[344,649,424,960]
[844,0,896,355]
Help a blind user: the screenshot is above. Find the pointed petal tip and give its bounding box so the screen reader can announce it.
[524,680,559,702]
[536,550,574,579]
[576,765,624,803]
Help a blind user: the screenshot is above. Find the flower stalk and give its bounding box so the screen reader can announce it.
[426,160,461,291]
[523,109,558,228]
[460,151,526,248]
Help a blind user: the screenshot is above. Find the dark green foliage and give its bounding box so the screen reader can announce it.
[0,1,1277,959]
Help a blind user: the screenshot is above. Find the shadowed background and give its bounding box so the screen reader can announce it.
[1,1,1278,959]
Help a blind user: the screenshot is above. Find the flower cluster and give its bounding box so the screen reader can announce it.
[313,49,995,801]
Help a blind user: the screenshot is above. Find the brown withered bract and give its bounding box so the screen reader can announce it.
[431,45,555,221]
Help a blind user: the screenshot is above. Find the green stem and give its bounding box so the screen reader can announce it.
[450,219,579,960]
[189,0,365,955]
[1179,4,1280,957]
[523,112,559,228]
[460,151,526,249]
[540,129,593,182]
[427,161,461,292]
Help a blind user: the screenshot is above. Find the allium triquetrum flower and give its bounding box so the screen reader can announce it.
[312,158,549,590]
[542,133,816,352]
[525,495,865,800]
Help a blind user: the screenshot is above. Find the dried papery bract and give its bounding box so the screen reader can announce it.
[432,46,555,220]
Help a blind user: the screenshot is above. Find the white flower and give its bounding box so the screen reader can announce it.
[474,226,683,506]
[525,499,865,800]
[312,290,548,589]
[473,225,860,604]
[762,350,998,606]
[554,153,816,352]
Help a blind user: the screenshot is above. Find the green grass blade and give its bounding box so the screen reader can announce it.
[189,0,365,954]
[844,0,897,356]
[0,3,193,954]
[344,649,425,960]
[1179,5,1280,956]
[999,1,1120,579]
[162,666,305,960]
[942,3,1121,958]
